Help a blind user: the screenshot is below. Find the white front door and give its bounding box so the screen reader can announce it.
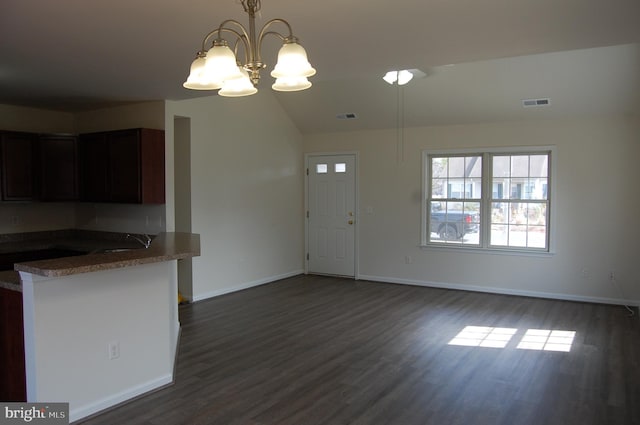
[306,154,356,277]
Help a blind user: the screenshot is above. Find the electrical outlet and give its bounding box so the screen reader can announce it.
[10,216,19,226]
[580,267,590,279]
[108,341,120,360]
[609,271,615,281]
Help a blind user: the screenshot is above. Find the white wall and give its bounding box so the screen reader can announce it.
[166,92,304,301]
[74,101,165,133]
[0,104,75,134]
[20,262,177,422]
[304,116,640,305]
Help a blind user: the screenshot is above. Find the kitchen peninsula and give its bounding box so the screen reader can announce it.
[0,230,200,422]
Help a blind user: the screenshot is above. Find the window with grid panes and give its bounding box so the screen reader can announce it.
[423,149,552,252]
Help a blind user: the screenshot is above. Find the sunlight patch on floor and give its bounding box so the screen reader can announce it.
[448,326,517,348]
[448,326,576,352]
[516,329,576,352]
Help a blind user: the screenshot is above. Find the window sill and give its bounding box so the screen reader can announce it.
[419,244,556,257]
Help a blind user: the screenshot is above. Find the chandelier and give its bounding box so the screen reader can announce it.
[183,0,316,97]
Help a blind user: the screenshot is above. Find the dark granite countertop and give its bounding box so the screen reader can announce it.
[0,230,200,292]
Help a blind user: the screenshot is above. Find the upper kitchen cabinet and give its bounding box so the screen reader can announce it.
[39,135,78,201]
[0,132,38,201]
[79,128,165,204]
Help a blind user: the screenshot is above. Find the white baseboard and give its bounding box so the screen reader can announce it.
[192,269,304,302]
[70,374,173,423]
[358,274,640,307]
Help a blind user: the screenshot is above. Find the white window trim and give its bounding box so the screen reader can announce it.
[420,146,557,255]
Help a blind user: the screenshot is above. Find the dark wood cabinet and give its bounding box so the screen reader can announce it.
[0,287,26,401]
[39,134,78,201]
[0,128,164,204]
[0,132,38,201]
[79,132,109,202]
[80,128,165,204]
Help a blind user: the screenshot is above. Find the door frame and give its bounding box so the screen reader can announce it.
[304,152,360,278]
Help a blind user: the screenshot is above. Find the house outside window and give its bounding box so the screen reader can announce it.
[423,147,554,253]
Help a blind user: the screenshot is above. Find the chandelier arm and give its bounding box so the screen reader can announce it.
[230,35,251,65]
[217,19,255,64]
[199,24,246,49]
[256,18,294,65]
[259,18,294,40]
[199,29,220,52]
[216,19,250,41]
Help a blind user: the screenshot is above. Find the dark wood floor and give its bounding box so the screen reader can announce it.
[79,275,640,425]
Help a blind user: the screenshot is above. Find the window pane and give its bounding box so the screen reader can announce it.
[429,201,480,245]
[492,181,507,199]
[316,164,327,174]
[431,155,482,200]
[530,155,548,178]
[431,178,447,198]
[508,225,528,247]
[449,157,465,178]
[466,156,482,178]
[528,178,548,200]
[493,156,510,179]
[511,156,529,178]
[491,202,508,224]
[432,157,448,178]
[490,201,547,249]
[335,163,346,173]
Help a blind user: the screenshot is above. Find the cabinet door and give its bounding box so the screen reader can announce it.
[79,133,109,202]
[139,128,165,204]
[39,135,78,201]
[1,132,38,201]
[108,129,142,203]
[78,128,164,204]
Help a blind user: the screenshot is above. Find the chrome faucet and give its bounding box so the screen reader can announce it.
[126,233,152,248]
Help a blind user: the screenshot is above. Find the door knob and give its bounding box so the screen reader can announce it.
[348,220,354,225]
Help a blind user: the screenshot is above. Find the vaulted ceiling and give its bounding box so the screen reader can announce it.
[2,0,639,132]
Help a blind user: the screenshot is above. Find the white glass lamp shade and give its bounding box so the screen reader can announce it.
[218,67,258,97]
[272,75,312,92]
[397,70,414,85]
[183,56,223,90]
[383,70,414,86]
[382,71,397,85]
[204,42,244,82]
[270,41,316,78]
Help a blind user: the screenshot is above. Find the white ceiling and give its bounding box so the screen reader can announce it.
[1,0,639,133]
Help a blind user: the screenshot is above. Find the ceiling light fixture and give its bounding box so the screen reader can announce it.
[183,0,316,97]
[383,69,427,86]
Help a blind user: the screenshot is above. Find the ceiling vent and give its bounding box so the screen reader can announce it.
[522,98,551,107]
[336,113,358,120]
